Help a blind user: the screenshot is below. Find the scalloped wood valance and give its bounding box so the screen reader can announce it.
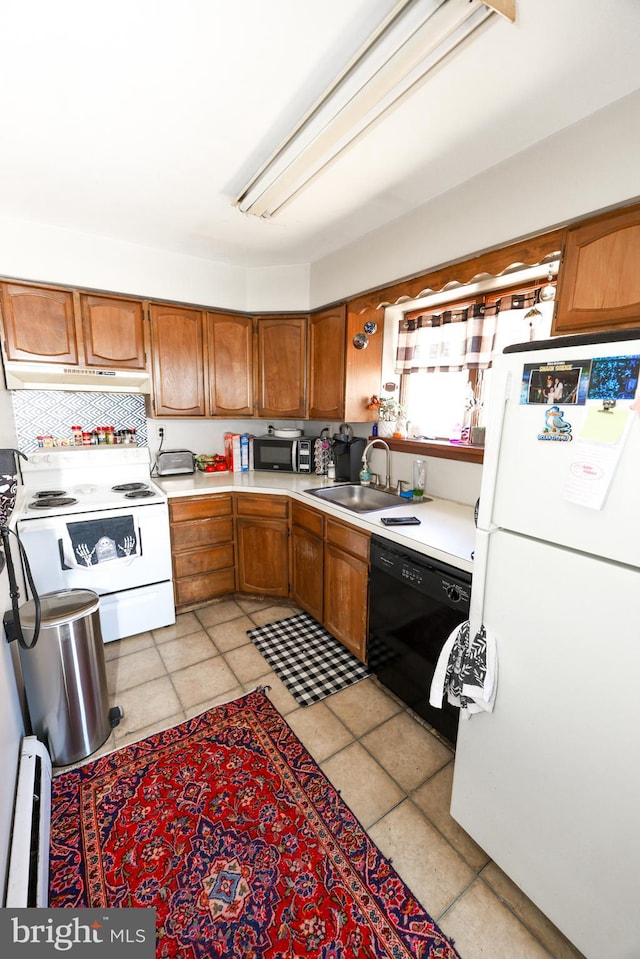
[346,227,564,315]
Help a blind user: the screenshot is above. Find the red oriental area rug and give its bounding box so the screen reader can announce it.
[49,688,461,958]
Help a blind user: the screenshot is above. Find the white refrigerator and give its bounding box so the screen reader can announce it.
[451,329,640,959]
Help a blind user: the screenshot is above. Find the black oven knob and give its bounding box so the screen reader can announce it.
[446,585,462,603]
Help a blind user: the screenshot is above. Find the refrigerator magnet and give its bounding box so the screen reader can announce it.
[538,405,573,442]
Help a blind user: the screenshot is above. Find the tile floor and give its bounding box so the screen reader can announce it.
[87,597,586,959]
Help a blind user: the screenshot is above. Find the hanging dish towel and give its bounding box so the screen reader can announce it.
[429,620,498,718]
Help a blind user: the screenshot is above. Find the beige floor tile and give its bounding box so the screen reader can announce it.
[250,670,300,716]
[170,656,238,709]
[156,630,218,672]
[106,645,167,694]
[112,712,186,750]
[285,701,354,763]
[104,630,153,661]
[112,676,182,739]
[207,615,255,653]
[235,597,280,615]
[439,878,553,959]
[183,687,247,719]
[413,763,490,873]
[321,742,404,829]
[195,600,245,628]
[480,863,586,959]
[368,798,475,919]
[224,643,272,684]
[362,711,453,792]
[248,604,302,627]
[152,612,202,644]
[325,677,402,736]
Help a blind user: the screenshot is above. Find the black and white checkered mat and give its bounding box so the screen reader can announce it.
[247,613,371,707]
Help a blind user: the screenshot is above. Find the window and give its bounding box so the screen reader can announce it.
[395,279,555,441]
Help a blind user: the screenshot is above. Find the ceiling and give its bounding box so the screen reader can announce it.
[1,0,640,270]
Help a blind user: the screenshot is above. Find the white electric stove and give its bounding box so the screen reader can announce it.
[15,447,176,642]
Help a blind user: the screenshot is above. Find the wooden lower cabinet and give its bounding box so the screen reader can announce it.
[235,494,290,597]
[323,519,370,663]
[169,494,235,609]
[291,502,324,621]
[168,492,370,661]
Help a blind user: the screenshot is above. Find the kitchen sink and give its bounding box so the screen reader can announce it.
[305,483,406,513]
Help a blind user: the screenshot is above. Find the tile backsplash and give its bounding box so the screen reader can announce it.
[11,390,148,452]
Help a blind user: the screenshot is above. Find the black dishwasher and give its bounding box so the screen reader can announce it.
[369,535,471,745]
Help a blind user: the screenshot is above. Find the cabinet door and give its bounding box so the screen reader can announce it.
[256,316,307,418]
[236,517,289,597]
[554,204,640,333]
[149,304,206,416]
[80,294,147,369]
[343,305,384,423]
[291,525,324,621]
[324,544,369,663]
[0,283,79,363]
[308,305,346,420]
[207,312,254,416]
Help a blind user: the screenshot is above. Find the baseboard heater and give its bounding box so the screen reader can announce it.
[6,736,52,907]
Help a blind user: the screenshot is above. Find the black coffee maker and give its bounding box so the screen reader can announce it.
[332,424,366,482]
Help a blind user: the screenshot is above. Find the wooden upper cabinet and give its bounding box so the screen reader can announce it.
[207,311,254,416]
[308,304,346,420]
[256,315,307,418]
[149,303,206,416]
[80,294,147,369]
[0,283,79,363]
[554,204,640,333]
[343,304,384,422]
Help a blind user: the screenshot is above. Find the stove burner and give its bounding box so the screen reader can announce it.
[124,489,156,499]
[34,489,67,498]
[112,483,149,492]
[29,497,78,509]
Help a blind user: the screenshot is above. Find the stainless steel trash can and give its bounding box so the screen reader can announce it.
[17,589,113,766]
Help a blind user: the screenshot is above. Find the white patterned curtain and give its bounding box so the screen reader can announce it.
[395,287,554,374]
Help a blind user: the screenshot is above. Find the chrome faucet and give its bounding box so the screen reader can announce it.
[362,439,391,490]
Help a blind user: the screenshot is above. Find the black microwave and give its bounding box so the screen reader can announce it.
[252,435,316,473]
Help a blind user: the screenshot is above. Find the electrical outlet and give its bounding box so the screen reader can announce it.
[159,427,164,440]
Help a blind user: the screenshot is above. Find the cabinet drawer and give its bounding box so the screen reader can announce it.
[173,543,234,579]
[174,568,236,607]
[291,500,324,537]
[326,519,370,562]
[171,516,233,551]
[169,494,232,523]
[235,493,289,519]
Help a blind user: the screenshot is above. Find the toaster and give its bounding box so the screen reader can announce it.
[156,449,195,476]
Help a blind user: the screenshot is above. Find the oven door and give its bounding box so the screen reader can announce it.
[16,501,172,596]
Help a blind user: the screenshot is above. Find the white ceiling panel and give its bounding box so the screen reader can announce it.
[1,0,639,267]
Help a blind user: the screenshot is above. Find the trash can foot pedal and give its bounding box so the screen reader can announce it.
[109,705,124,728]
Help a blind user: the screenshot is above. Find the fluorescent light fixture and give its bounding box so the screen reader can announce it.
[234,0,515,219]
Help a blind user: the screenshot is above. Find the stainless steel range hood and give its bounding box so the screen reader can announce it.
[2,360,152,393]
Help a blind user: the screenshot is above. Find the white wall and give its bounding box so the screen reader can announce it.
[310,89,640,307]
[0,217,248,312]
[245,264,311,313]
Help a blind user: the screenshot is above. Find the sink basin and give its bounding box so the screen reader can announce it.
[306,483,406,513]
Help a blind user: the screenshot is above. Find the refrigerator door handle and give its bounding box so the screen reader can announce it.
[476,369,512,531]
[469,526,492,635]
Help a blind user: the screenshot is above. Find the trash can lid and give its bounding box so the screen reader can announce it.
[19,589,100,628]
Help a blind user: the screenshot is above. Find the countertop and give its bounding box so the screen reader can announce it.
[155,470,476,573]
